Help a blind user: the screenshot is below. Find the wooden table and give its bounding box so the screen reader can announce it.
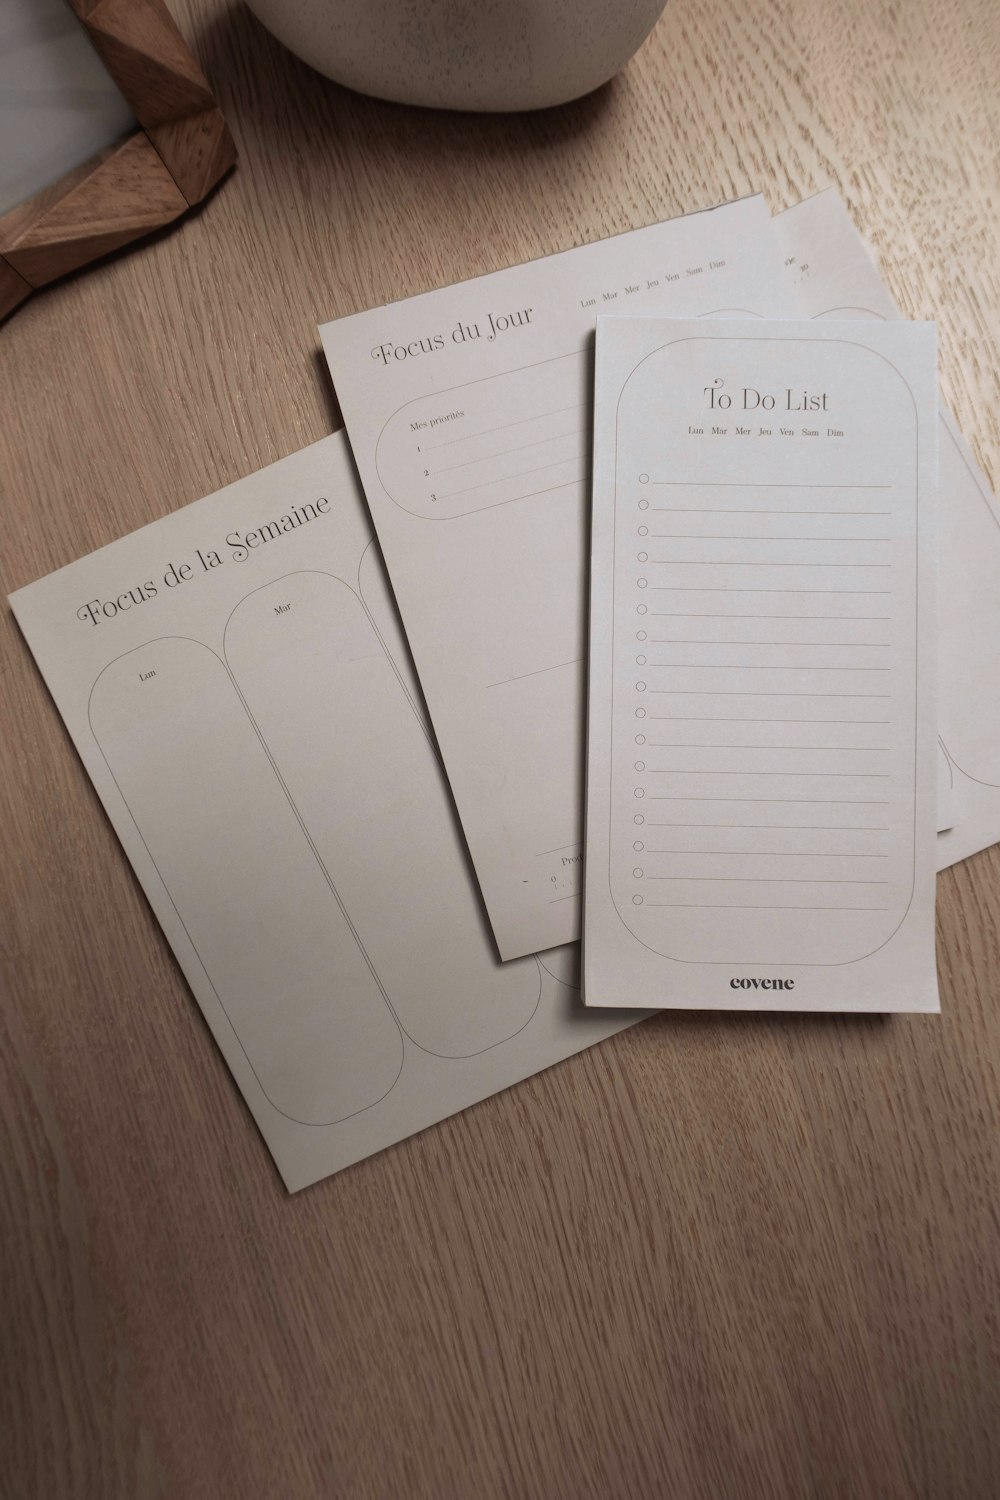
[3,2,999,1495]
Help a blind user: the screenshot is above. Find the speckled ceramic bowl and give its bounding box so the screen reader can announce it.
[245,0,668,111]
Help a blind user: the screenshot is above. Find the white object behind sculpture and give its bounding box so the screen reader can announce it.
[245,0,668,111]
[0,0,136,215]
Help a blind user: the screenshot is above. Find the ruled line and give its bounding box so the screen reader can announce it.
[649,639,890,646]
[650,613,892,620]
[648,822,891,830]
[651,535,893,542]
[647,849,889,857]
[648,690,891,698]
[536,841,581,858]
[421,402,584,450]
[651,588,892,595]
[486,656,581,689]
[648,743,891,751]
[429,426,582,475]
[645,903,889,911]
[643,769,891,778]
[651,508,893,515]
[650,481,892,489]
[640,876,888,884]
[648,716,892,724]
[653,537,893,543]
[440,454,581,499]
[644,663,891,671]
[647,797,890,804]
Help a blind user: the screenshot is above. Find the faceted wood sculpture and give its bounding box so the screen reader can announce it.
[0,0,236,318]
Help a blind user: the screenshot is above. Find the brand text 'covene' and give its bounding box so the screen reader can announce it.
[729,977,795,991]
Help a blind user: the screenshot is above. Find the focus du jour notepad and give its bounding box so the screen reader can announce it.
[319,195,795,961]
[584,318,939,1012]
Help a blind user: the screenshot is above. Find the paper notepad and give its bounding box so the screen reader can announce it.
[772,188,1000,868]
[320,195,796,960]
[9,435,641,1191]
[584,317,939,1012]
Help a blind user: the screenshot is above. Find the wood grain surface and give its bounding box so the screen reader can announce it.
[2,2,999,1496]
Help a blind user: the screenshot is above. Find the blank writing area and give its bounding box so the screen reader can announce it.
[609,336,920,966]
[374,352,593,953]
[88,637,404,1123]
[223,571,541,1056]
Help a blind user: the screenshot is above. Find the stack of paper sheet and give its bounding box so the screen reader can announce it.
[11,188,998,1188]
[773,192,1000,868]
[583,314,938,1011]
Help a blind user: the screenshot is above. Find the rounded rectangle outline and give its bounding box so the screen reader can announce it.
[222,569,542,1057]
[374,349,589,520]
[605,333,923,967]
[88,635,405,1127]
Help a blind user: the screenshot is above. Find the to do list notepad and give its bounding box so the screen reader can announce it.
[320,196,794,960]
[584,318,939,1012]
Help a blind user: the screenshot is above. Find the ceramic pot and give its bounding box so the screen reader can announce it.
[245,0,668,111]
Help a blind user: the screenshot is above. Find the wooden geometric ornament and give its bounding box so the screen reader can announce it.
[0,0,236,319]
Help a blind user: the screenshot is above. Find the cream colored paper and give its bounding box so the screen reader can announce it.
[584,317,939,1012]
[9,435,639,1191]
[320,196,796,959]
[773,189,999,866]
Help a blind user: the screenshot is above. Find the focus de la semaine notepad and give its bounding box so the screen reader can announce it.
[584,317,939,1012]
[9,434,641,1192]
